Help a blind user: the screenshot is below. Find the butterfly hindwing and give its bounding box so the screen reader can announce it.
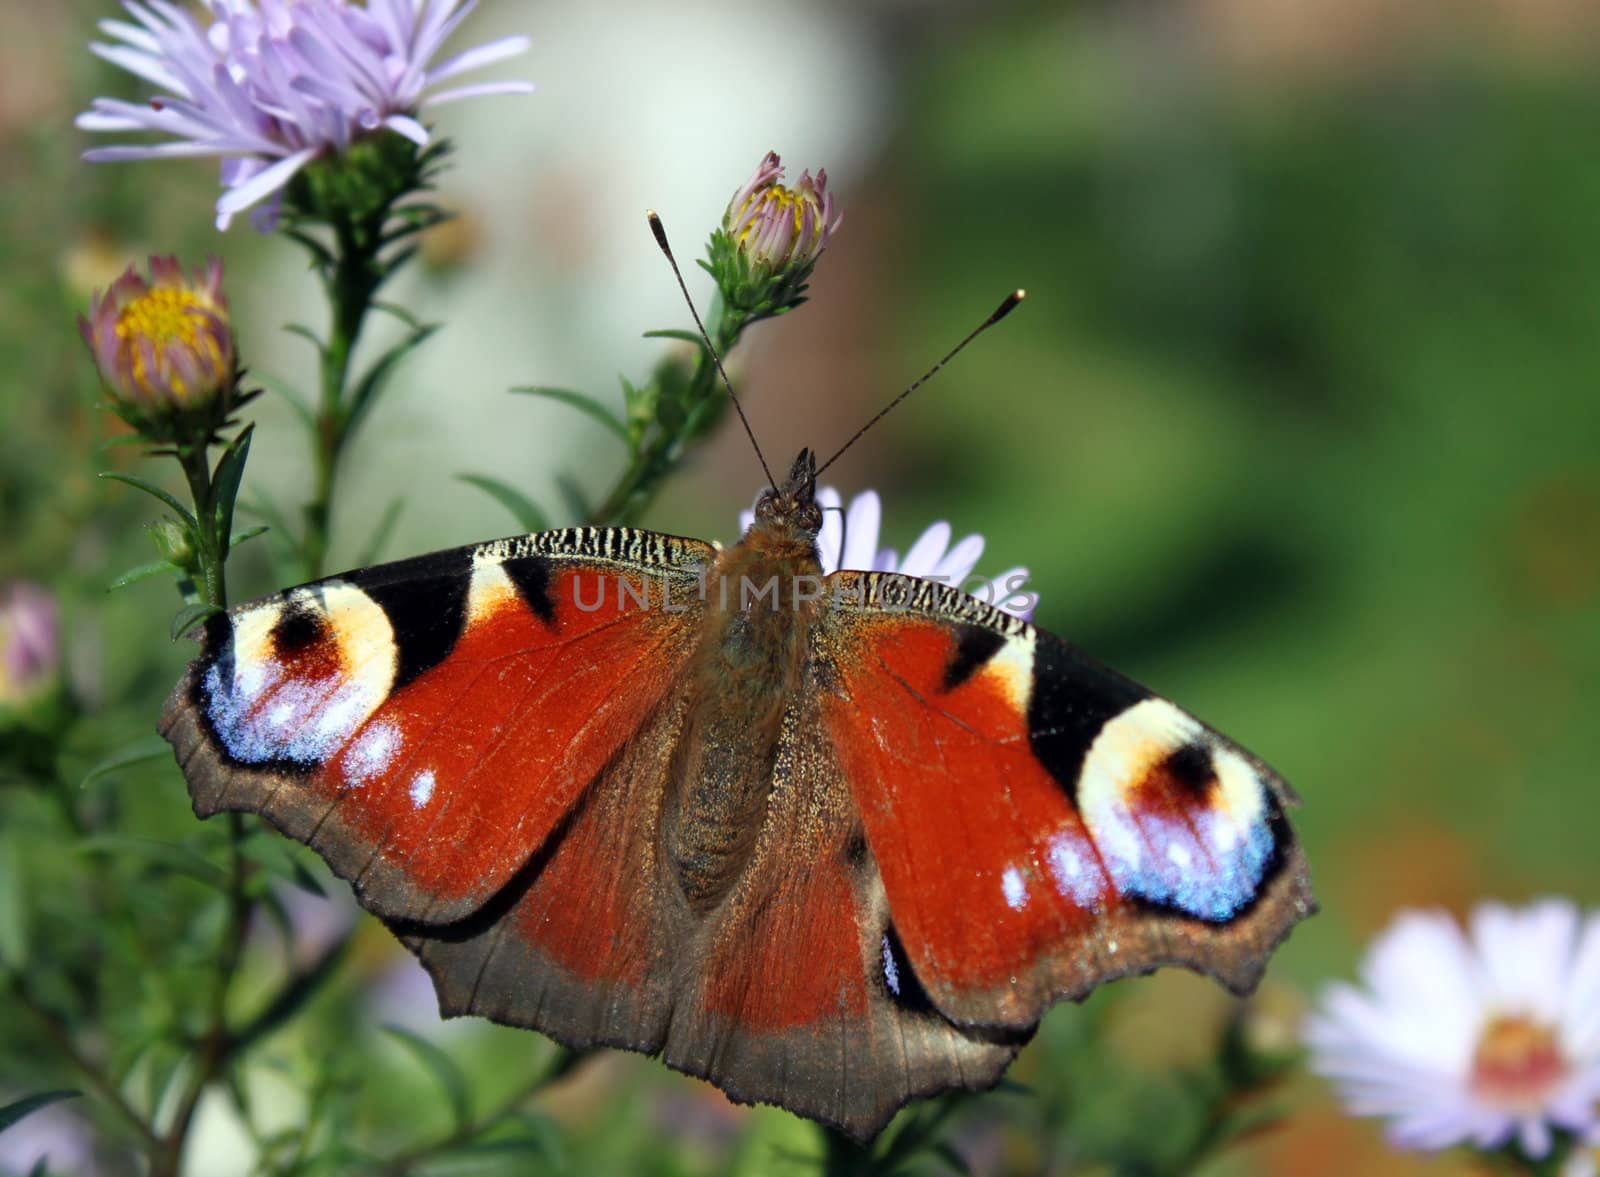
[818,572,1314,1030]
[161,528,716,925]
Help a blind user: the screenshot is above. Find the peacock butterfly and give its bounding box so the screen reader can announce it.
[159,439,1314,1139]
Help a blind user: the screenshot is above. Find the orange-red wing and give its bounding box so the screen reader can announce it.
[163,529,714,925]
[818,572,1312,1029]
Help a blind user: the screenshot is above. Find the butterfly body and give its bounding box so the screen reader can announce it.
[162,448,1313,1139]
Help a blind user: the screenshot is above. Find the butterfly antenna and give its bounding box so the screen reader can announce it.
[814,289,1026,478]
[647,210,776,492]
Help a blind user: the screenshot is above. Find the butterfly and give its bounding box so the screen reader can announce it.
[161,447,1314,1141]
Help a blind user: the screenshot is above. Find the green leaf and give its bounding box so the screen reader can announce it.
[99,472,197,528]
[0,835,27,968]
[230,524,269,550]
[356,498,405,566]
[81,735,171,787]
[0,1091,80,1136]
[383,1026,471,1132]
[372,300,425,330]
[641,328,707,347]
[239,833,326,898]
[171,601,223,641]
[210,424,255,561]
[345,323,439,440]
[284,322,328,358]
[108,560,181,591]
[250,371,316,431]
[510,385,630,444]
[282,228,335,271]
[456,474,548,533]
[76,835,228,890]
[554,474,591,524]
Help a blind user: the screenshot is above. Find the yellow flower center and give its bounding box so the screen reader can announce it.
[114,288,225,400]
[1470,1014,1568,1113]
[737,187,820,256]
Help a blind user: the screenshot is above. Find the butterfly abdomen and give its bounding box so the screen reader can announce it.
[662,530,823,913]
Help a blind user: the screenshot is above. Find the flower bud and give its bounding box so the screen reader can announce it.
[707,151,842,318]
[79,256,235,436]
[726,150,837,271]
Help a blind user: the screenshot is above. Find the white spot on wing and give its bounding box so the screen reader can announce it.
[881,935,900,996]
[1046,831,1104,909]
[409,769,436,809]
[1001,865,1029,910]
[345,722,400,785]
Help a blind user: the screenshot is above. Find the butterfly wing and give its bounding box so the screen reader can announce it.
[162,528,716,926]
[816,572,1314,1031]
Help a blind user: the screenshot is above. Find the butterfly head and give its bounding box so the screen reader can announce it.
[750,449,823,538]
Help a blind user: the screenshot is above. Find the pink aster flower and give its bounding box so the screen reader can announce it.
[1306,899,1600,1163]
[740,488,1034,618]
[76,1,533,230]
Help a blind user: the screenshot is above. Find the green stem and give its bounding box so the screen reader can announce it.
[589,305,747,526]
[303,216,383,580]
[151,813,252,1177]
[176,442,226,609]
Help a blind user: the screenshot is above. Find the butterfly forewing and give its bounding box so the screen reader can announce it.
[163,528,716,925]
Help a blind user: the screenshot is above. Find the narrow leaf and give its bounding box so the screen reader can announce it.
[75,835,228,890]
[281,228,335,270]
[641,328,706,347]
[250,371,316,430]
[99,472,196,528]
[345,324,438,440]
[372,300,424,330]
[0,1091,80,1135]
[931,1142,973,1176]
[81,735,171,787]
[239,833,326,898]
[383,1026,471,1132]
[210,424,255,556]
[284,323,328,358]
[171,601,223,641]
[554,475,590,524]
[509,385,629,444]
[108,560,181,591]
[457,474,547,533]
[356,499,405,566]
[230,525,269,550]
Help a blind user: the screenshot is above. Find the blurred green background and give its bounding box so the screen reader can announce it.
[4,0,1600,1174]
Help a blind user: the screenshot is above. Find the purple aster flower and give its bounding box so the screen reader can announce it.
[76,1,533,230]
[739,487,1034,618]
[1305,899,1600,1163]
